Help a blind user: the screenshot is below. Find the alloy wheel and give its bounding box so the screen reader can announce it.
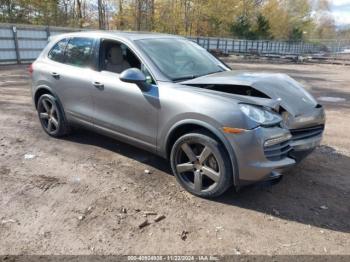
[38,98,60,134]
[174,142,220,192]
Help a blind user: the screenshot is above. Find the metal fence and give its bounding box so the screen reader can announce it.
[188,37,350,56]
[0,23,81,64]
[1,23,350,64]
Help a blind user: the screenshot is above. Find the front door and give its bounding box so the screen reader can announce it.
[91,41,158,151]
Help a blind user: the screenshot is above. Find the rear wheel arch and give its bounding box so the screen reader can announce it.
[37,94,70,137]
[34,87,55,108]
[164,120,239,187]
[34,87,65,112]
[34,87,68,123]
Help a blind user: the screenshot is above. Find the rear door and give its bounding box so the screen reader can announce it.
[45,37,97,124]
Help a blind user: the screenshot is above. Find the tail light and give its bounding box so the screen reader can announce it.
[28,64,33,76]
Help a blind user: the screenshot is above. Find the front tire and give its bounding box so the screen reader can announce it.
[170,130,233,198]
[37,94,69,137]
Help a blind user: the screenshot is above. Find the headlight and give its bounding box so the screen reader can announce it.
[239,104,282,126]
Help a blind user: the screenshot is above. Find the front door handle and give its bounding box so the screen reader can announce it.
[51,72,60,79]
[92,82,104,90]
[93,81,104,90]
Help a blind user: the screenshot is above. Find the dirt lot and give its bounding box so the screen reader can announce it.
[0,62,349,255]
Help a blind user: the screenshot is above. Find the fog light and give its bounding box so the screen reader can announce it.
[264,133,292,147]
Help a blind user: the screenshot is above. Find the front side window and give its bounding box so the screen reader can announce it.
[65,37,95,68]
[136,38,227,81]
[48,38,68,63]
[100,39,155,84]
[101,40,140,73]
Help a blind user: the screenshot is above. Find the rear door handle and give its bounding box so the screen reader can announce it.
[51,72,60,79]
[93,81,104,90]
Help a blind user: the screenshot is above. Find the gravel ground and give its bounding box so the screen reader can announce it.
[0,62,349,255]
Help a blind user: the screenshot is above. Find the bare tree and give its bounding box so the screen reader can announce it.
[135,0,142,31]
[98,0,106,29]
[118,0,124,28]
[76,0,83,27]
[149,0,155,31]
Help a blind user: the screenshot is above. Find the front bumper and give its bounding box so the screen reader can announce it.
[225,124,323,185]
[225,104,325,185]
[289,125,324,162]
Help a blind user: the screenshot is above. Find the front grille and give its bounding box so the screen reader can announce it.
[264,140,292,161]
[290,125,324,141]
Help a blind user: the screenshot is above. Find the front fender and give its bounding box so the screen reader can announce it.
[159,116,239,187]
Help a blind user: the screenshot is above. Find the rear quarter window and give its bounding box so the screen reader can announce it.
[48,38,68,63]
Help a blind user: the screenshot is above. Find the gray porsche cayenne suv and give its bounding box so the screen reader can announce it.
[30,31,325,198]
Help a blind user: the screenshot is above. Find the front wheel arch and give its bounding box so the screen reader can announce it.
[164,120,239,188]
[170,130,233,197]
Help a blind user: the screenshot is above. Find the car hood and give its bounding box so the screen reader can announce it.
[181,70,318,117]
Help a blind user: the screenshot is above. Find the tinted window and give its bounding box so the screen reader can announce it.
[48,38,68,63]
[65,37,95,68]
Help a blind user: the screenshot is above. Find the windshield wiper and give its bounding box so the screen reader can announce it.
[172,69,225,82]
[172,75,199,82]
[203,69,224,76]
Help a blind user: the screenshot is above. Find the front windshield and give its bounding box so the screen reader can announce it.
[136,38,227,81]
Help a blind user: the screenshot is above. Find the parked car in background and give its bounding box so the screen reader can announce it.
[30,31,325,198]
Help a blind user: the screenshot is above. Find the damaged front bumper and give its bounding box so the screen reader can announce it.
[285,105,325,162]
[288,125,324,162]
[225,105,325,186]
[225,124,324,186]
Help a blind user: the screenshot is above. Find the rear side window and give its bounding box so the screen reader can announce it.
[48,38,68,63]
[65,37,95,68]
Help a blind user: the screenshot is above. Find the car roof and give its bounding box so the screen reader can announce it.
[54,30,183,41]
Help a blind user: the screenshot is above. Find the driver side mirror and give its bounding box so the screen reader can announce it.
[120,68,150,91]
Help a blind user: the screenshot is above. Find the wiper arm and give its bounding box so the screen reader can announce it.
[217,64,227,71]
[173,69,225,82]
[195,70,223,78]
[204,70,224,76]
[172,75,199,82]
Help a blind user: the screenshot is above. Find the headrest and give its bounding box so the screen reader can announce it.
[107,46,123,64]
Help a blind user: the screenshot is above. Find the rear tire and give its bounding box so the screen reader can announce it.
[37,94,70,137]
[170,130,232,198]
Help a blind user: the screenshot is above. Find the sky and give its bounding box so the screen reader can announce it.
[331,0,350,26]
